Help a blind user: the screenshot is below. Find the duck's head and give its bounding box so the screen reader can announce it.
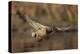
[32,32,44,41]
[31,26,54,41]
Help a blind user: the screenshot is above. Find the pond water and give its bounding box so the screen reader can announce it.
[11,31,78,52]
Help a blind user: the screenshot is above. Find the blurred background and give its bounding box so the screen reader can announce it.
[10,1,78,53]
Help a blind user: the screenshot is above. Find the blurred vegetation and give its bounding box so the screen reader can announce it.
[11,1,78,28]
[10,1,78,52]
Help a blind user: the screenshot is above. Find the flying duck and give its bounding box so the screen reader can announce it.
[17,11,71,41]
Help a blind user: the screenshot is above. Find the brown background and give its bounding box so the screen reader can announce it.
[10,1,78,53]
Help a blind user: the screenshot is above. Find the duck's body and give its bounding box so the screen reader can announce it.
[25,16,53,40]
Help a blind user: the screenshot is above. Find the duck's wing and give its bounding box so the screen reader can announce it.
[55,26,71,31]
[25,16,46,31]
[17,11,47,31]
[54,25,75,32]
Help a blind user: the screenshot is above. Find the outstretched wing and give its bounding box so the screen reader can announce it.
[55,26,71,31]
[25,16,47,31]
[17,11,47,31]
